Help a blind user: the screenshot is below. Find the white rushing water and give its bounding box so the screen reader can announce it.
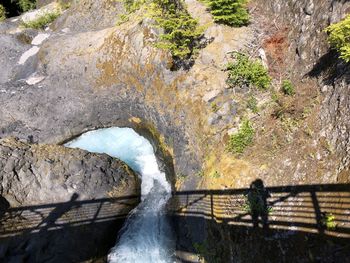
[65,127,173,263]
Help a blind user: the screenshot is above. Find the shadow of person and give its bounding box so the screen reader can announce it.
[37,193,80,232]
[247,179,270,230]
[0,196,10,229]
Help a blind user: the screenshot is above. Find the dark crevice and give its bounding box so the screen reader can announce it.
[0,0,36,18]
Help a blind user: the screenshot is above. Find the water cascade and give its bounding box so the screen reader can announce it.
[65,127,173,263]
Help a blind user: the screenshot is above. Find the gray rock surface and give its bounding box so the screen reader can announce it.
[0,137,140,206]
[0,0,202,178]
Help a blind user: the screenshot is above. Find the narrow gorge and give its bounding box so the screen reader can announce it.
[0,0,349,262]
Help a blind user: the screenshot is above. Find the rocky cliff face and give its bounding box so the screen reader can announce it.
[0,137,140,262]
[173,0,350,262]
[0,0,349,262]
[254,0,350,183]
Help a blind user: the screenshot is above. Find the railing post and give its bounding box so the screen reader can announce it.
[311,190,324,233]
[211,194,214,220]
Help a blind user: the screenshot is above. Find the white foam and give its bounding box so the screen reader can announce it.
[31,33,50,45]
[18,46,40,65]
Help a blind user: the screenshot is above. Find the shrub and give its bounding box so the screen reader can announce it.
[207,0,249,27]
[325,15,350,63]
[124,0,145,13]
[281,80,295,95]
[247,95,258,113]
[321,213,336,230]
[22,11,60,29]
[0,5,6,21]
[227,53,271,90]
[227,119,254,154]
[14,0,36,12]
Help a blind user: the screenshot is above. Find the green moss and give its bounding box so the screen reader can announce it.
[0,5,6,21]
[227,52,271,90]
[281,80,295,96]
[21,11,60,29]
[325,15,350,63]
[227,119,254,154]
[206,0,249,27]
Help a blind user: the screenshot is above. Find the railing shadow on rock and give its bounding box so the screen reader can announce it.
[0,195,140,237]
[0,194,140,262]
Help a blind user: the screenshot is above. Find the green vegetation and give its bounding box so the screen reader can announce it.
[227,119,254,154]
[153,0,203,60]
[206,0,249,26]
[211,102,219,112]
[193,242,206,260]
[227,53,271,90]
[15,0,36,12]
[246,95,258,113]
[281,80,295,95]
[119,0,203,61]
[58,0,71,10]
[325,15,350,63]
[196,170,205,177]
[209,170,221,178]
[280,116,299,133]
[124,0,145,13]
[0,5,6,21]
[116,14,129,25]
[322,213,336,230]
[193,241,220,263]
[22,11,60,29]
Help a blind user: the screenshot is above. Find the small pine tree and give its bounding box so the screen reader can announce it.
[0,4,6,21]
[325,15,350,63]
[207,0,249,27]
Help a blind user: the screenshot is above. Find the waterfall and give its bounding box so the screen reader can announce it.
[65,127,173,263]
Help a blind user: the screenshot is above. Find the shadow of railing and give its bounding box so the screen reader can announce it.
[0,195,140,237]
[0,194,140,262]
[169,183,350,238]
